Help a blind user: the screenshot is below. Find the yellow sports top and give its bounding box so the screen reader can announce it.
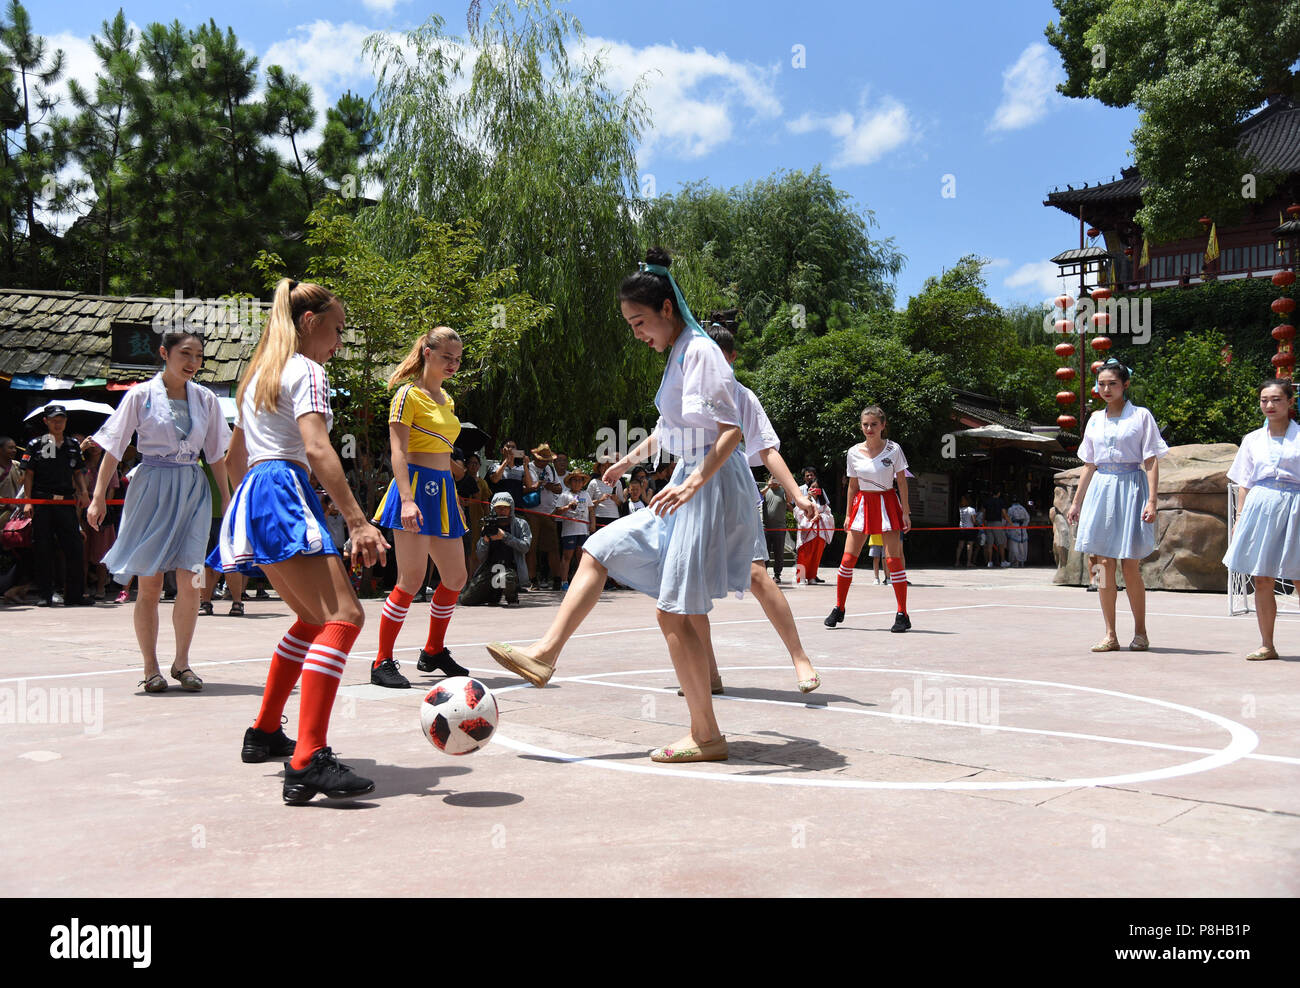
[389,383,461,453]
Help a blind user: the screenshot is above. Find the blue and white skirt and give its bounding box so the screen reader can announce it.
[1223,479,1300,580]
[584,447,763,614]
[103,459,211,579]
[373,464,468,538]
[1075,463,1156,560]
[206,459,337,574]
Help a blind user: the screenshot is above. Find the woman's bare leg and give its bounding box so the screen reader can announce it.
[170,568,201,671]
[134,573,164,678]
[1096,556,1119,641]
[749,561,815,682]
[1120,557,1146,638]
[659,611,721,745]
[1254,577,1277,651]
[514,552,608,667]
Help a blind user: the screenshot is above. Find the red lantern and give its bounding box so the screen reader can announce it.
[1272,271,1296,288]
[1091,360,1105,374]
[1054,295,1075,309]
[1056,390,1076,405]
[1056,415,1078,430]
[1198,216,1212,226]
[1055,367,1077,381]
[1287,204,1300,218]
[1054,342,1076,358]
[1092,313,1110,327]
[1272,324,1295,341]
[1272,298,1296,315]
[1124,247,1133,257]
[1086,227,1100,238]
[1053,319,1073,334]
[1090,336,1112,351]
[1089,288,1112,301]
[1272,351,1296,368]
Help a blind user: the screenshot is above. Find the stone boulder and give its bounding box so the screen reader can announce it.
[1052,443,1238,591]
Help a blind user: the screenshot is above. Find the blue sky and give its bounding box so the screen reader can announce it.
[42,0,1144,308]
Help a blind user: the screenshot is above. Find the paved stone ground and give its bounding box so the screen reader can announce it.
[2,566,1297,896]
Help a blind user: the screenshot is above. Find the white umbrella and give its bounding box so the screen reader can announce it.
[953,424,1062,452]
[218,396,238,424]
[24,399,116,421]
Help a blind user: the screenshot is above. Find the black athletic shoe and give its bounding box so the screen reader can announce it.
[242,723,297,763]
[824,606,845,628]
[890,611,912,633]
[417,647,469,677]
[370,658,410,689]
[282,747,374,805]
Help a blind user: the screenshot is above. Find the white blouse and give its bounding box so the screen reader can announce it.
[93,374,230,466]
[1077,401,1169,466]
[1227,420,1300,488]
[652,327,741,459]
[239,353,334,470]
[734,381,780,467]
[846,440,908,492]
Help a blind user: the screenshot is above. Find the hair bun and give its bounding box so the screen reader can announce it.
[644,246,672,269]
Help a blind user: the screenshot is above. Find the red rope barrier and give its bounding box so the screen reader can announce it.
[0,497,124,506]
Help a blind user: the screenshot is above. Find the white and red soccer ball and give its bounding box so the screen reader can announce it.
[420,676,499,755]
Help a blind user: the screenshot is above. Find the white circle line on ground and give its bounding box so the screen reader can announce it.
[489,667,1262,790]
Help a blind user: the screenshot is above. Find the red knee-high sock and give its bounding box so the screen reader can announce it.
[254,619,322,733]
[291,621,360,770]
[887,556,908,614]
[423,583,459,654]
[375,587,413,668]
[835,552,858,609]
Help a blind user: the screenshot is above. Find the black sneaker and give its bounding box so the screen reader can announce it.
[417,647,469,677]
[282,747,374,805]
[890,611,912,633]
[242,723,297,763]
[370,658,410,689]
[824,606,845,628]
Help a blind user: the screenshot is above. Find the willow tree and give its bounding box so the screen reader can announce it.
[363,0,658,455]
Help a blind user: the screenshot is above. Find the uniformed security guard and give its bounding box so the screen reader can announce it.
[19,404,91,606]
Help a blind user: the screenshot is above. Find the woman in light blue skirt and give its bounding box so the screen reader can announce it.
[88,328,232,693]
[1066,359,1169,653]
[486,247,763,763]
[1222,379,1300,660]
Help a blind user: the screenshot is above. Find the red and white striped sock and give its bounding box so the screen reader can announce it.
[253,619,321,734]
[291,621,360,770]
[423,583,459,654]
[887,556,908,613]
[835,552,858,609]
[374,587,413,668]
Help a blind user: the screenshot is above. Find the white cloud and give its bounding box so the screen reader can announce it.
[988,42,1063,133]
[1004,260,1068,303]
[787,94,915,167]
[582,38,781,161]
[359,0,407,11]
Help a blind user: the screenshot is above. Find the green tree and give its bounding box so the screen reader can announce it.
[264,64,317,214]
[257,196,552,505]
[67,9,138,295]
[315,90,379,202]
[0,0,69,284]
[1132,328,1261,445]
[643,168,905,361]
[364,1,655,451]
[1045,0,1300,241]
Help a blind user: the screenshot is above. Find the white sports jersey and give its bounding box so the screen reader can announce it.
[846,440,908,492]
[238,353,333,470]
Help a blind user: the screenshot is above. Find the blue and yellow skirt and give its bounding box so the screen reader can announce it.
[373,464,468,538]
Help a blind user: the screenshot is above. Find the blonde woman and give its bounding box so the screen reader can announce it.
[369,327,471,688]
[208,278,389,805]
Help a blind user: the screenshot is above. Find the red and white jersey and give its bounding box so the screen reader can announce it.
[846,440,908,492]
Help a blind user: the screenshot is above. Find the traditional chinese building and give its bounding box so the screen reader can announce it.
[1045,96,1300,288]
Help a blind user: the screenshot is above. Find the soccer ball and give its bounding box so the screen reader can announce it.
[420,677,499,755]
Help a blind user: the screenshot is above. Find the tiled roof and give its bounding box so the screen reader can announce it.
[0,289,262,385]
[951,398,1036,433]
[1045,98,1300,209]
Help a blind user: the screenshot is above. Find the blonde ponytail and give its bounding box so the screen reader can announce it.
[239,278,339,413]
[387,326,462,388]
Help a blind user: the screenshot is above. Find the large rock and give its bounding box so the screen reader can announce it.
[1052,443,1237,591]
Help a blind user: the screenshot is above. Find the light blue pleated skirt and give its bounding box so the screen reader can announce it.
[1075,465,1156,560]
[584,447,763,614]
[103,460,211,579]
[1223,481,1300,580]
